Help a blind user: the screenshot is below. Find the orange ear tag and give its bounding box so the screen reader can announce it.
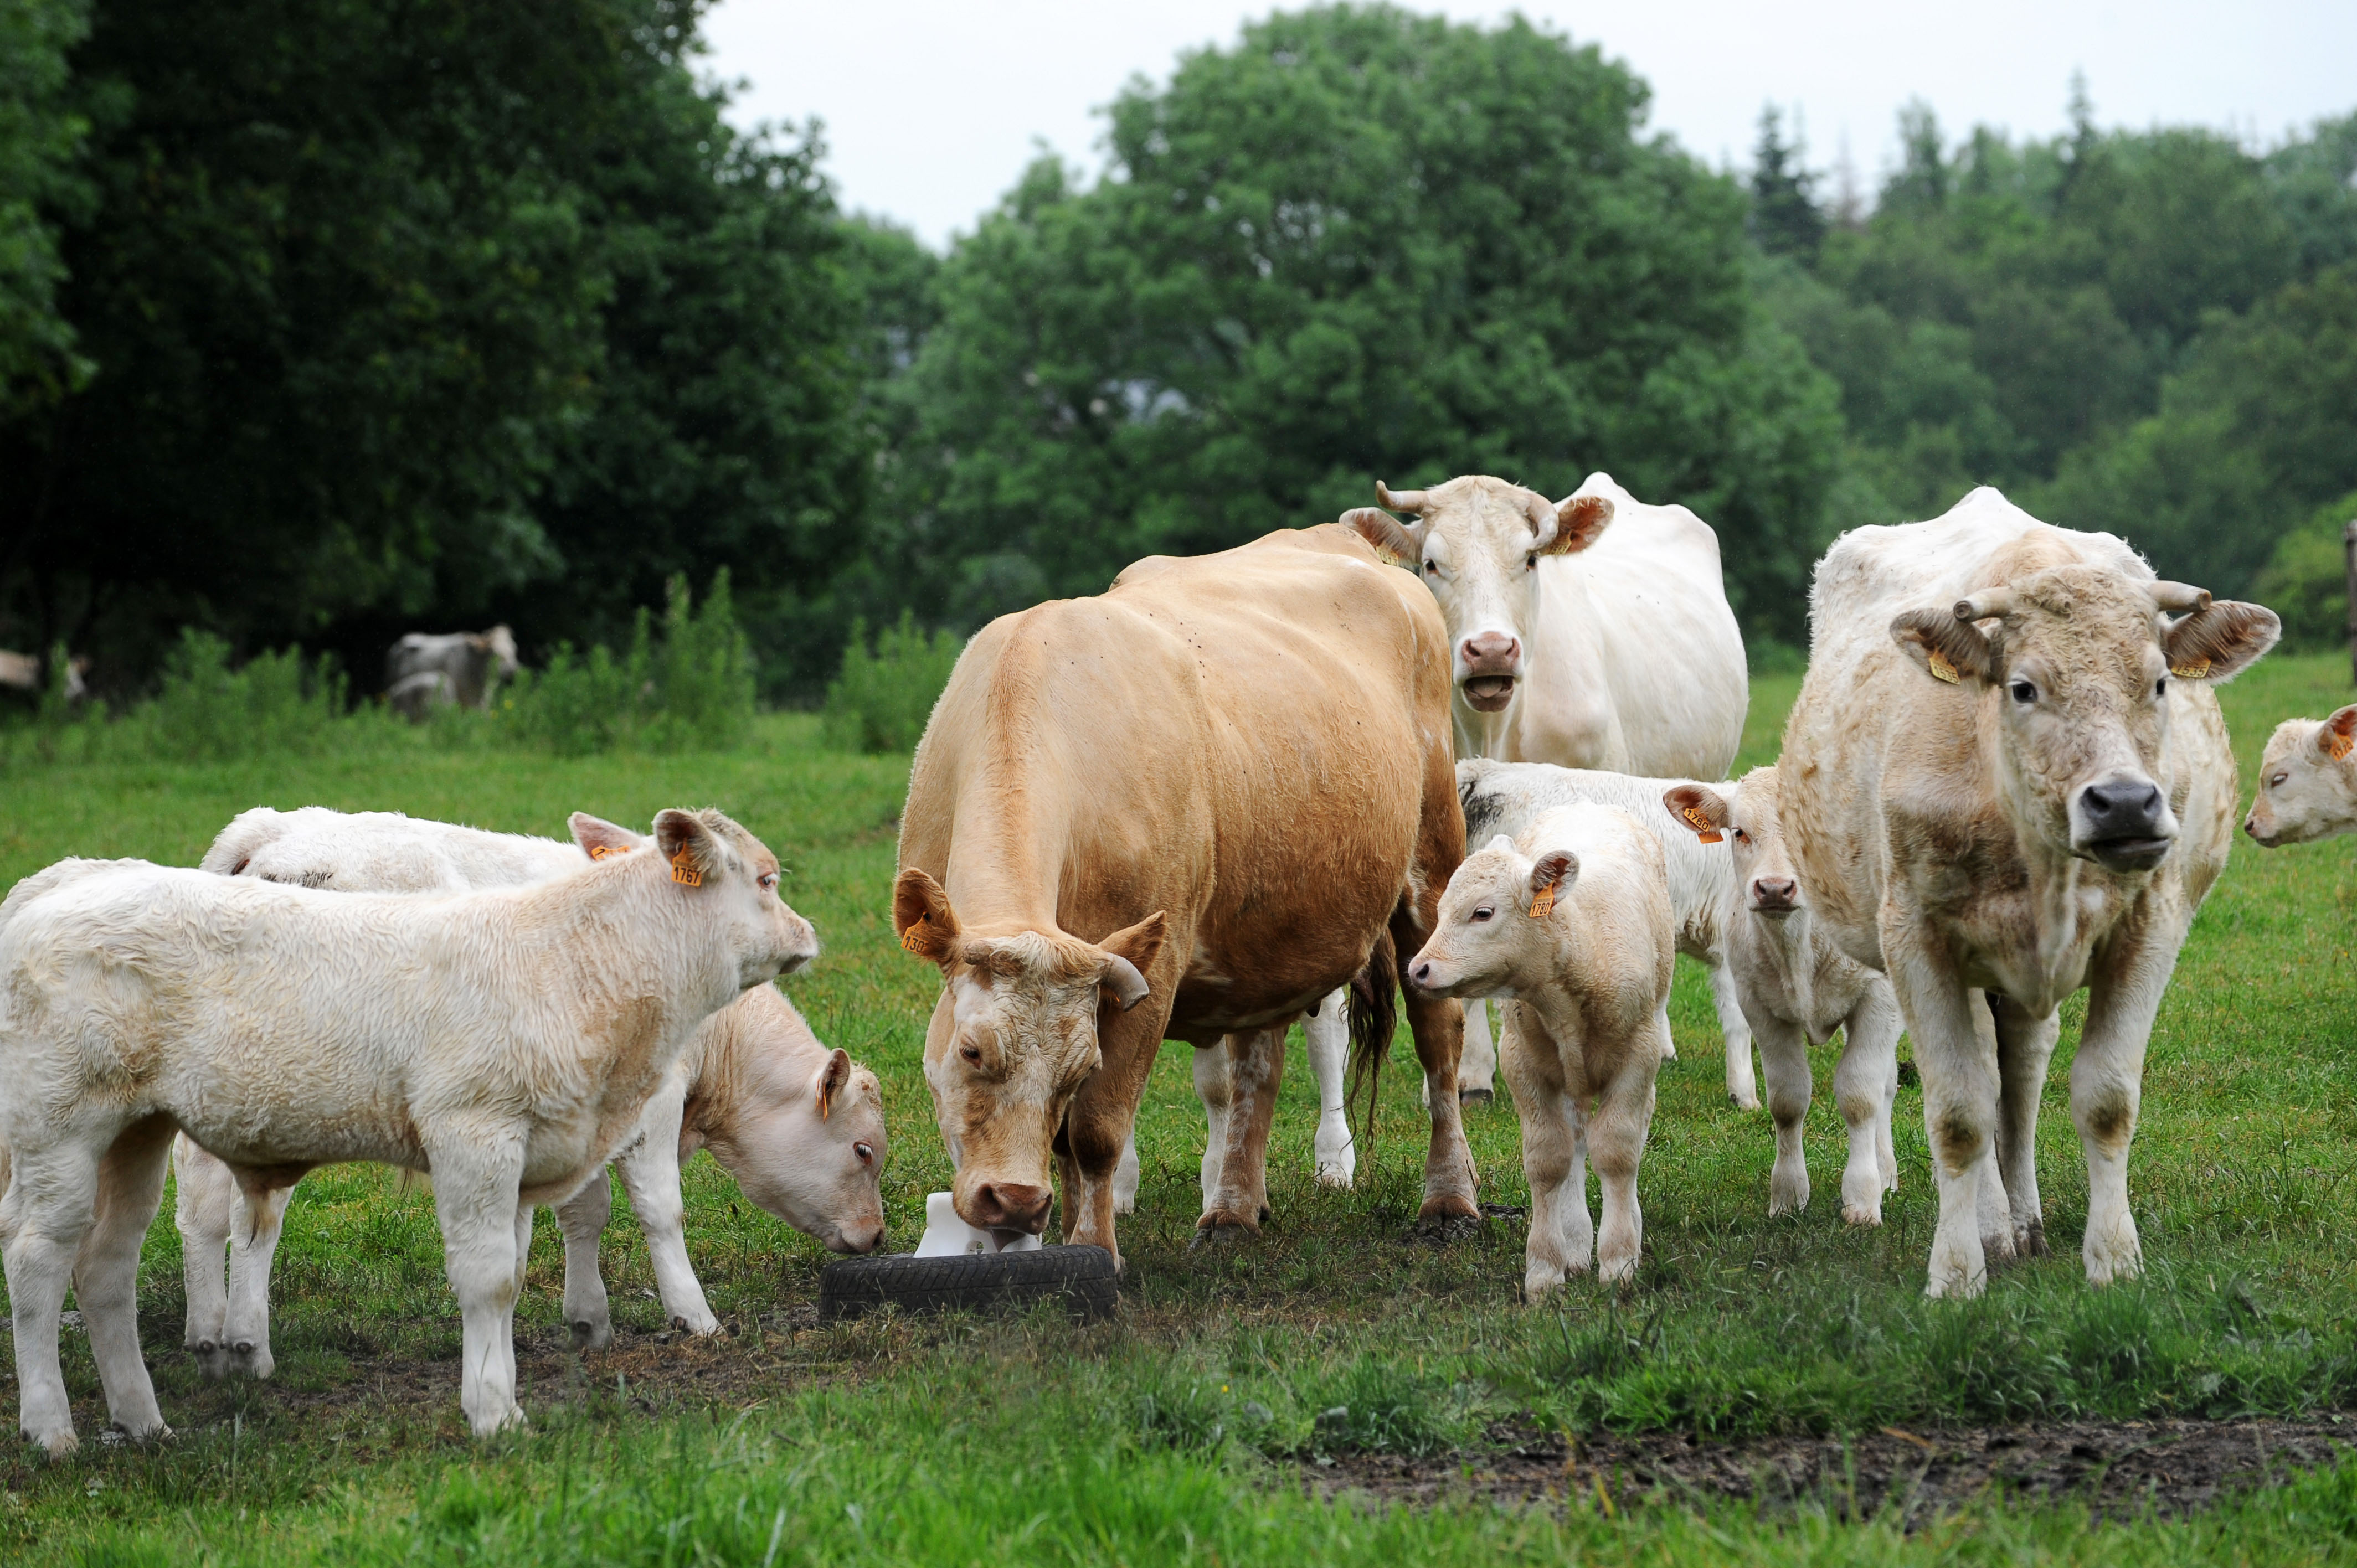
[670,850,702,887]
[1926,649,1962,685]
[899,919,929,954]
[2327,726,2355,761]
[1680,806,1723,845]
[2170,657,2212,680]
[588,844,623,861]
[816,1085,830,1120]
[1528,884,1556,920]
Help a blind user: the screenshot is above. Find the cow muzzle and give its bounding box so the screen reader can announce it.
[2071,775,2176,871]
[1749,878,1799,917]
[959,1179,1051,1235]
[1457,632,1521,713]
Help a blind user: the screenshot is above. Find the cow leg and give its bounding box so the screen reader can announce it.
[1707,953,1755,1107]
[1500,1003,1586,1297]
[222,1177,295,1379]
[3,1132,112,1454]
[77,1116,176,1445]
[2074,919,2185,1286]
[1966,991,2018,1262]
[1303,987,1355,1187]
[614,1088,720,1338]
[1589,1017,1660,1285]
[173,1136,235,1378]
[1112,1131,1141,1215]
[1455,998,1499,1101]
[1191,1043,1233,1211]
[555,1168,615,1350]
[1888,937,2003,1298]
[1753,1012,1814,1216]
[1835,982,1905,1225]
[1200,1029,1283,1236]
[1990,995,2060,1258]
[1405,982,1479,1220]
[425,1131,531,1436]
[1062,985,1183,1265]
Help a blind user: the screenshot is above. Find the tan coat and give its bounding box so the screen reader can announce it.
[896,523,1469,1261]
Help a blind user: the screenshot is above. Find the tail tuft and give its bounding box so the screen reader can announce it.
[1342,927,1399,1179]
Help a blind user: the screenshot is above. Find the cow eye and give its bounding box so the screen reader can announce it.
[959,1044,981,1064]
[1422,559,1439,577]
[1733,829,1749,845]
[758,871,779,891]
[854,1142,874,1164]
[1524,553,1537,571]
[1471,905,1494,922]
[2271,771,2289,787]
[2009,679,2037,704]
[2153,678,2167,700]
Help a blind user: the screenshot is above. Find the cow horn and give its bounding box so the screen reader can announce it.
[1953,589,2016,622]
[2147,581,2213,615]
[1375,481,1429,515]
[1524,491,1559,545]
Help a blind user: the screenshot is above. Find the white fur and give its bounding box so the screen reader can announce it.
[174,807,883,1374]
[0,809,812,1452]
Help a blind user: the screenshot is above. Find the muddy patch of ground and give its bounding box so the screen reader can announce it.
[1314,1416,2354,1523]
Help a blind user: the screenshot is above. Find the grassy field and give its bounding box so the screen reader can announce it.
[3,657,2356,1564]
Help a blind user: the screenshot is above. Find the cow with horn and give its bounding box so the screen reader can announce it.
[1778,487,2278,1297]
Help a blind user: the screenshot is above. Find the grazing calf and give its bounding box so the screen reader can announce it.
[175,807,883,1375]
[1406,805,1673,1297]
[1662,769,1901,1224]
[2245,706,2357,847]
[0,808,811,1452]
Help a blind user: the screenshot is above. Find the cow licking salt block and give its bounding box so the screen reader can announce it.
[914,1191,1043,1257]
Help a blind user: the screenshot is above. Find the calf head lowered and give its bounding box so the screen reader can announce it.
[2246,706,2357,847]
[1341,476,1614,714]
[707,1039,888,1254]
[1891,572,2277,874]
[893,868,1164,1236]
[1405,834,1578,999]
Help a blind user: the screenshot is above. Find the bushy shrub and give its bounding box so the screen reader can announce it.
[2253,489,2357,648]
[119,630,348,762]
[821,612,963,754]
[500,571,755,755]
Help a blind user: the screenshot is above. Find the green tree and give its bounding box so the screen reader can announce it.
[0,0,91,414]
[884,4,1843,646]
[1749,105,1825,262]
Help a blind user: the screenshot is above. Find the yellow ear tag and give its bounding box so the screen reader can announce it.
[899,919,929,955]
[2170,657,2212,680]
[1680,805,1723,845]
[816,1085,830,1120]
[588,844,624,861]
[2327,726,2355,761]
[670,850,702,887]
[1926,649,1962,684]
[1527,884,1556,920]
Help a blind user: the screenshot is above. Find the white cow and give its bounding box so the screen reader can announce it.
[2245,706,2357,847]
[1342,472,1750,1101]
[1404,805,1675,1297]
[1660,768,1901,1224]
[174,806,886,1376]
[0,808,812,1452]
[1778,488,2277,1297]
[385,625,519,718]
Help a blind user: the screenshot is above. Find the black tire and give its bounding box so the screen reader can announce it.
[818,1245,1119,1323]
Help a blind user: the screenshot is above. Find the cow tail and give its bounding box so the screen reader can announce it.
[1344,927,1399,1177]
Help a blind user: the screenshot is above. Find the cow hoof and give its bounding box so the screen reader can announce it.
[1841,1203,1883,1227]
[1190,1217,1256,1249]
[1458,1087,1494,1106]
[2015,1221,2050,1258]
[569,1319,613,1353]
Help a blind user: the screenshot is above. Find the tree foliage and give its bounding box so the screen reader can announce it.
[876,5,1844,646]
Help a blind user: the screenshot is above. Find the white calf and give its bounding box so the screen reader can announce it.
[0,808,810,1452]
[1405,805,1674,1297]
[1662,770,1901,1224]
[2246,706,2357,848]
[176,807,884,1373]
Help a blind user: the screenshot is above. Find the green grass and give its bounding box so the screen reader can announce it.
[2,661,2355,1564]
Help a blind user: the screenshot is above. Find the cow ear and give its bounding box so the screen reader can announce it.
[2318,705,2357,761]
[1097,911,1166,1012]
[570,813,645,862]
[2163,600,2280,684]
[1891,609,1994,686]
[653,809,721,883]
[811,1047,852,1120]
[1539,494,1614,557]
[1527,849,1579,911]
[1663,783,1730,843]
[1340,507,1423,568]
[893,868,962,964]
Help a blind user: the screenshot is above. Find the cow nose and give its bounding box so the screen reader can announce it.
[2080,779,2166,839]
[971,1182,1051,1232]
[1409,961,1433,987]
[1461,632,1519,666]
[1751,878,1797,910]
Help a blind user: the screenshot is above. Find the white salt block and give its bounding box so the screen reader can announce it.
[913,1190,1044,1257]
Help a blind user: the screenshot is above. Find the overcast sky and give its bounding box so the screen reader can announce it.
[702,1,2357,250]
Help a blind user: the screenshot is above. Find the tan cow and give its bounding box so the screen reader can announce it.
[1779,487,2277,1297]
[2245,706,2357,847]
[894,524,1471,1261]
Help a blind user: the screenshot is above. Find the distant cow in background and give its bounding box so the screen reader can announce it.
[0,649,88,704]
[385,626,519,718]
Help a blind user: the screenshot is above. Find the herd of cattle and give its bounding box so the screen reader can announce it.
[2,472,2350,1457]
